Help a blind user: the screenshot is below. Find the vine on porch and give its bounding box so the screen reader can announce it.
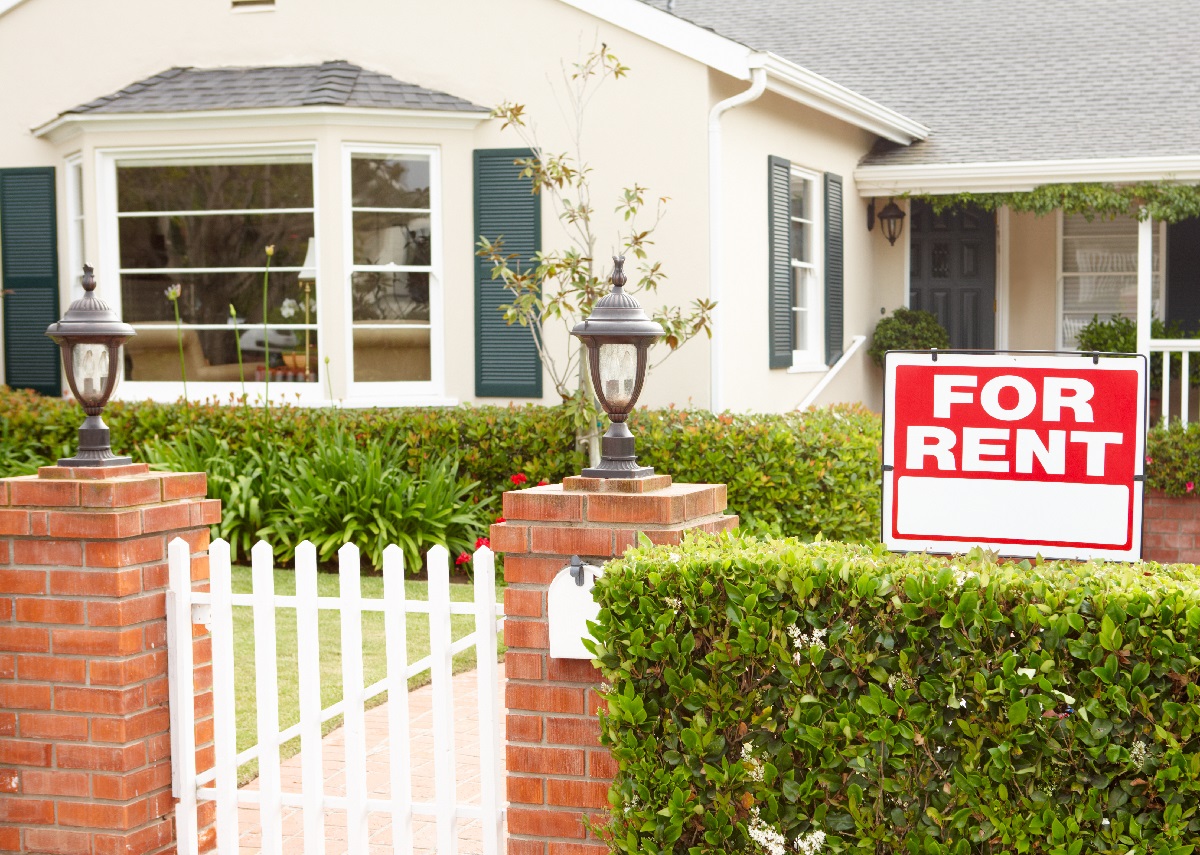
[912,181,1200,223]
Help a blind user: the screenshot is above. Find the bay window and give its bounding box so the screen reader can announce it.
[112,152,319,387]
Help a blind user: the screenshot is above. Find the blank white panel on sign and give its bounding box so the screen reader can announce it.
[896,476,1130,546]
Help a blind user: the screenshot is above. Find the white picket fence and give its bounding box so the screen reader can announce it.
[1150,338,1200,425]
[166,537,505,855]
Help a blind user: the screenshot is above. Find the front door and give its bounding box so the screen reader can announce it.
[909,200,995,349]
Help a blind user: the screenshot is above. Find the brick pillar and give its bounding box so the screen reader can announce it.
[492,474,736,855]
[0,462,219,855]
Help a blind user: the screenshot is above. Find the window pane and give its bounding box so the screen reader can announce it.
[119,213,315,269]
[790,177,809,220]
[121,272,315,326]
[790,221,809,263]
[123,327,318,382]
[792,267,809,352]
[351,156,430,209]
[353,326,431,382]
[351,271,430,322]
[117,163,313,212]
[352,212,432,266]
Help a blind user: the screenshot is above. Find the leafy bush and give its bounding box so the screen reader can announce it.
[868,307,950,368]
[1146,421,1200,497]
[632,406,881,542]
[594,534,1200,854]
[1075,314,1199,389]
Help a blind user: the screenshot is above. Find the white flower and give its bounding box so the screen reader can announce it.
[951,565,977,587]
[664,596,681,610]
[669,552,681,563]
[164,283,182,301]
[280,298,299,318]
[741,743,765,782]
[786,624,826,655]
[1130,740,1149,767]
[794,830,826,854]
[747,808,787,855]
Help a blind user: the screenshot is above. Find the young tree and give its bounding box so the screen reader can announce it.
[477,45,714,462]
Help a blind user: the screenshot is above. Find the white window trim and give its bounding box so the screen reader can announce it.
[96,142,328,404]
[341,142,445,402]
[789,165,825,371]
[64,154,84,298]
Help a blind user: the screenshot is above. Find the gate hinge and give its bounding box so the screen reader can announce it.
[191,603,212,629]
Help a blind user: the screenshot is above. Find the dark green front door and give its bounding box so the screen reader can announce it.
[1,167,61,396]
[909,200,996,350]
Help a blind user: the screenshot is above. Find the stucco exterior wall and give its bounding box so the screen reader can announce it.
[715,77,896,413]
[0,0,715,407]
[1007,210,1059,351]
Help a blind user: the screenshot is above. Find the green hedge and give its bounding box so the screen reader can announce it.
[594,534,1200,854]
[1146,422,1200,498]
[0,387,884,542]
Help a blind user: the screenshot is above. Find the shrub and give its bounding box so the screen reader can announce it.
[631,405,882,542]
[1076,314,1198,389]
[868,307,950,368]
[1146,421,1200,497]
[594,534,1200,854]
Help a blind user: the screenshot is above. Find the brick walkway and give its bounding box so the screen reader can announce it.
[236,665,507,854]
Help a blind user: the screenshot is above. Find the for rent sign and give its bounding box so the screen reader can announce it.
[882,352,1147,561]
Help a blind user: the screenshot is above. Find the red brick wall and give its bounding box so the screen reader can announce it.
[0,464,218,855]
[1143,490,1200,565]
[493,478,735,855]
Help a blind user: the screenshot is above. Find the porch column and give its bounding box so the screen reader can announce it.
[1137,211,1154,359]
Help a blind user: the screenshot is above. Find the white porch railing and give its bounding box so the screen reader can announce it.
[166,538,505,855]
[1148,338,1200,425]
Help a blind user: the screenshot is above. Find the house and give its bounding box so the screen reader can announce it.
[0,0,1195,414]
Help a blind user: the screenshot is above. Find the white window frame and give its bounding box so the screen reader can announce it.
[789,166,825,372]
[65,154,85,297]
[1055,210,1166,350]
[96,142,326,404]
[342,142,445,402]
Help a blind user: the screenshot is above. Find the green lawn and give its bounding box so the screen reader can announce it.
[228,567,504,783]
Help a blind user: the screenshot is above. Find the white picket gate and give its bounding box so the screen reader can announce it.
[166,537,506,855]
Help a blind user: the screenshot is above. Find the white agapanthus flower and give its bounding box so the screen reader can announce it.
[280,298,299,318]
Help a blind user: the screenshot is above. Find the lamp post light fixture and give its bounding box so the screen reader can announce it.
[570,256,664,479]
[44,265,137,466]
[877,198,907,246]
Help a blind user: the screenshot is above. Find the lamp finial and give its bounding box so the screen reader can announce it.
[611,256,627,289]
[82,264,96,292]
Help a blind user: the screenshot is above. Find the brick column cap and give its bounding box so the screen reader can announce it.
[36,463,151,480]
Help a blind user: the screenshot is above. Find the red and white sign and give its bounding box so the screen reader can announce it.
[882,352,1146,561]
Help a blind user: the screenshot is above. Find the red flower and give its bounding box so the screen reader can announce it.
[455,552,470,566]
[495,516,506,524]
[1188,481,1195,493]
[537,479,549,486]
[510,473,528,485]
[475,536,491,549]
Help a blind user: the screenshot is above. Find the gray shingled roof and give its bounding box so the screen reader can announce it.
[64,61,485,116]
[642,0,1200,167]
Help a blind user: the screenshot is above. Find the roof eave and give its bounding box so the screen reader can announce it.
[556,0,926,144]
[33,104,492,144]
[855,155,1200,196]
[755,54,928,145]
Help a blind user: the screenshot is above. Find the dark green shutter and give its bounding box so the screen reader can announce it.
[1,168,61,396]
[824,172,844,366]
[474,149,542,398]
[767,155,793,368]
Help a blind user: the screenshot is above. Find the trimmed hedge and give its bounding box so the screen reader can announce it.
[1146,422,1200,498]
[594,534,1200,854]
[0,387,884,542]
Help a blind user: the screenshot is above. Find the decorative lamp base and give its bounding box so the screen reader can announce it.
[58,415,132,468]
[582,420,656,479]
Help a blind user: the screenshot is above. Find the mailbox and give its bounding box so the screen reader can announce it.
[548,555,603,660]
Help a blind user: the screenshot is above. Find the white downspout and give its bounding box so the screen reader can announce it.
[709,66,766,412]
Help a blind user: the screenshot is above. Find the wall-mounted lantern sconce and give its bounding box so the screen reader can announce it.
[877,198,907,246]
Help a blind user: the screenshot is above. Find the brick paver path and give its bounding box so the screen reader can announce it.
[236,665,508,854]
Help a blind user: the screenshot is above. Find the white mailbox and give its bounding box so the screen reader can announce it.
[548,555,603,660]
